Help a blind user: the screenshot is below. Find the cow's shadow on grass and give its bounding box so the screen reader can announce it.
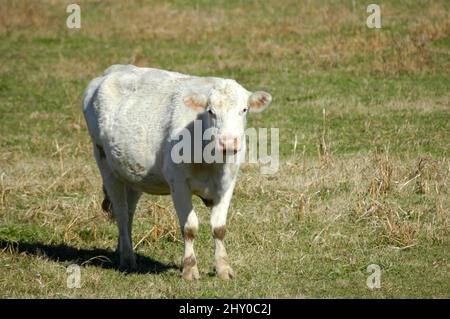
[0,240,178,275]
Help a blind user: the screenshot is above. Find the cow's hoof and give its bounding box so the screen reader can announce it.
[217,266,234,280]
[182,256,200,280]
[182,266,200,280]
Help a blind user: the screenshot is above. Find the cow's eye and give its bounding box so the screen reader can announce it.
[241,108,248,114]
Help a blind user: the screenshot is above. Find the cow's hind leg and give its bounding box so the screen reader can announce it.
[93,145,136,271]
[125,187,142,251]
[106,175,136,271]
[113,188,141,269]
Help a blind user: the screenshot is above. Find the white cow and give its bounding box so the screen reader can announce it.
[82,65,272,279]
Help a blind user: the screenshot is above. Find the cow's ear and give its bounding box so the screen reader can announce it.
[248,91,272,113]
[184,94,208,111]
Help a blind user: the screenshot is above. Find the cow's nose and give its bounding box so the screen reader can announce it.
[219,136,239,151]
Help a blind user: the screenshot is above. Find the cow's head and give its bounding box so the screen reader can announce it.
[184,80,272,153]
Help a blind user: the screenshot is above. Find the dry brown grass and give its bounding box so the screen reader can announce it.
[2,0,449,75]
[238,153,449,248]
[0,0,59,35]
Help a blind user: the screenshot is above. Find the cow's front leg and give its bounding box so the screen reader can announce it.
[210,186,235,280]
[171,182,200,280]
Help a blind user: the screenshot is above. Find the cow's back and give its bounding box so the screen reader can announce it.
[83,65,188,191]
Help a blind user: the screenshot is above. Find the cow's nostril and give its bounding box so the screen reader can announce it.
[219,136,239,151]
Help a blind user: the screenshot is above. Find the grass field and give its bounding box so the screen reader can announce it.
[0,0,449,298]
